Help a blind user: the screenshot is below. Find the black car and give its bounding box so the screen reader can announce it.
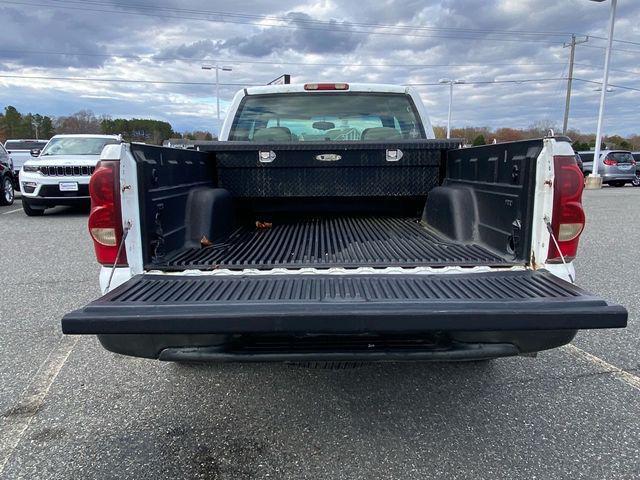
[633,152,640,187]
[0,142,16,206]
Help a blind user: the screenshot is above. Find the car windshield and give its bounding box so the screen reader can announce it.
[5,140,48,150]
[609,152,634,164]
[41,137,119,156]
[229,93,425,142]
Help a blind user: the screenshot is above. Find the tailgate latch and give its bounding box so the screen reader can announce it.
[386,149,403,162]
[258,150,276,163]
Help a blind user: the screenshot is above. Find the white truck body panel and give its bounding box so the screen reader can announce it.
[103,84,574,293]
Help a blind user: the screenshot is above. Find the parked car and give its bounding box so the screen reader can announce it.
[0,142,16,205]
[19,134,121,216]
[632,152,640,187]
[578,150,637,187]
[4,139,49,189]
[62,82,627,364]
[574,151,583,172]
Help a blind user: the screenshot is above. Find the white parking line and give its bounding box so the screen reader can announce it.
[1,208,22,215]
[0,337,77,475]
[563,343,640,392]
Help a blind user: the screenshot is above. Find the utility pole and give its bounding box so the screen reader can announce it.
[562,34,589,134]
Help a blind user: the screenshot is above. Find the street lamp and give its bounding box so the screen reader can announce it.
[202,64,233,125]
[586,0,617,190]
[31,120,39,140]
[439,78,466,139]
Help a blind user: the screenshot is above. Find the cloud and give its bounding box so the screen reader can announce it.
[157,12,362,59]
[153,40,224,61]
[0,0,638,135]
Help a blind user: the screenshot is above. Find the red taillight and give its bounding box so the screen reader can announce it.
[88,160,127,266]
[547,155,585,263]
[304,83,349,91]
[603,155,617,166]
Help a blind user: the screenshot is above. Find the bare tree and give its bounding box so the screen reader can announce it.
[55,110,101,134]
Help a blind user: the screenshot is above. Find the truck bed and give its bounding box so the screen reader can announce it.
[160,215,509,270]
[132,140,540,271]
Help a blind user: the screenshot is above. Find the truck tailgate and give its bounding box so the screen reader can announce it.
[62,270,626,334]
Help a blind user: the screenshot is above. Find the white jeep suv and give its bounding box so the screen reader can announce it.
[20,134,121,216]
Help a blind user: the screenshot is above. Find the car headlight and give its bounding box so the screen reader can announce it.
[22,165,39,172]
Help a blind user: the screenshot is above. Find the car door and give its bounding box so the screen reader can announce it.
[0,144,11,172]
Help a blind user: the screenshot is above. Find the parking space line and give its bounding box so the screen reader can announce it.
[0,337,77,475]
[563,344,640,393]
[1,208,22,215]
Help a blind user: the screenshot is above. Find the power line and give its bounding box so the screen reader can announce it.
[0,73,568,87]
[0,49,574,69]
[38,0,640,47]
[573,63,640,76]
[583,35,640,47]
[39,0,577,38]
[9,0,640,49]
[0,74,259,86]
[408,78,566,86]
[572,78,640,92]
[0,0,563,45]
[580,44,640,54]
[3,48,639,77]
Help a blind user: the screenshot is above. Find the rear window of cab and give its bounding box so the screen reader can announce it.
[229,93,426,142]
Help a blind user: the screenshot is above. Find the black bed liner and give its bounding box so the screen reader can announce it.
[158,216,509,270]
[62,270,627,335]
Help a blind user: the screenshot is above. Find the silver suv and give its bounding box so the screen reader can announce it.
[579,150,637,187]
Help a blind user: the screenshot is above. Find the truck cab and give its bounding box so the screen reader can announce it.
[218,83,434,141]
[61,83,626,363]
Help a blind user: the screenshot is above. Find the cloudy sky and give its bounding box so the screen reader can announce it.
[0,0,638,135]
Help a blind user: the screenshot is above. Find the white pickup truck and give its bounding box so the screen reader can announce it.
[62,82,627,363]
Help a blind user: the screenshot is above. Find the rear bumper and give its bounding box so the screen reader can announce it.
[97,330,578,361]
[602,172,636,183]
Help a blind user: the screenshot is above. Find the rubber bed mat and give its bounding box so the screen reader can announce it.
[158,216,509,270]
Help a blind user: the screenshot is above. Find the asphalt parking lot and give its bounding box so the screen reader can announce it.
[0,188,638,479]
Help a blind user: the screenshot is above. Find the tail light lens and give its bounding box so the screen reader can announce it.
[88,160,127,266]
[603,155,617,166]
[547,155,585,263]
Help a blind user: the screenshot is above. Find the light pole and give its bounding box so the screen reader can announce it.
[202,64,233,125]
[439,79,465,139]
[586,0,617,190]
[32,120,39,140]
